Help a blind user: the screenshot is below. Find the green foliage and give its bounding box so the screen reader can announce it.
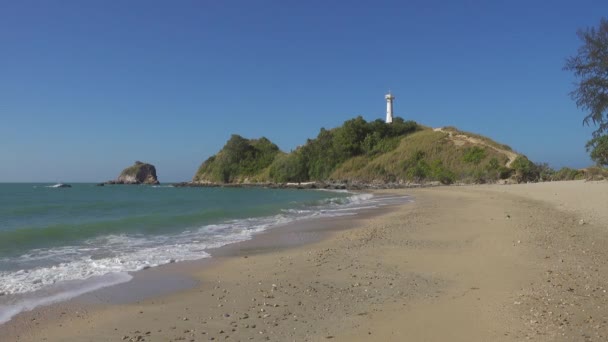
[121,161,150,176]
[194,135,280,183]
[329,128,515,184]
[511,156,539,183]
[429,160,456,184]
[334,116,370,156]
[195,117,422,184]
[564,18,608,137]
[194,118,522,185]
[487,157,500,170]
[585,166,608,180]
[268,116,420,182]
[586,135,608,166]
[401,152,456,184]
[551,167,585,181]
[402,150,429,181]
[534,163,555,182]
[462,146,486,164]
[122,165,139,176]
[268,153,307,183]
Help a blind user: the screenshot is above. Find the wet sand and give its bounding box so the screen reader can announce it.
[2,180,608,341]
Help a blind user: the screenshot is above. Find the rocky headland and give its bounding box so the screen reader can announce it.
[105,161,160,185]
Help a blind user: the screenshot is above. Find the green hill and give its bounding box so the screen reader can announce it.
[331,129,514,184]
[192,117,525,185]
[193,135,281,183]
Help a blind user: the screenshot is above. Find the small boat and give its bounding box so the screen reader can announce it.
[49,183,72,188]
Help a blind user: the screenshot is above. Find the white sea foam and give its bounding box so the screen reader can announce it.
[0,191,410,324]
[0,272,132,324]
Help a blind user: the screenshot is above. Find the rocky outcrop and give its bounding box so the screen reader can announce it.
[107,161,160,185]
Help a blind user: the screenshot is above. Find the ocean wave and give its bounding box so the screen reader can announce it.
[0,272,132,324]
[0,190,411,324]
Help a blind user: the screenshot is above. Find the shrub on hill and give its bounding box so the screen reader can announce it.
[550,167,585,181]
[463,146,486,164]
[330,129,514,184]
[586,135,608,167]
[583,166,608,180]
[268,116,420,182]
[194,135,280,183]
[268,153,307,183]
[193,117,523,185]
[511,156,539,182]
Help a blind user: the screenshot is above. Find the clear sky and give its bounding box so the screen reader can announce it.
[1,0,606,182]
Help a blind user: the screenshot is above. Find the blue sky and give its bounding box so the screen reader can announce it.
[1,0,605,182]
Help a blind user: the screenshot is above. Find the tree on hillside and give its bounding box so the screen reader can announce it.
[564,18,608,137]
[586,135,608,166]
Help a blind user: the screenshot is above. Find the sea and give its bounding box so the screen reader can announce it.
[0,183,410,324]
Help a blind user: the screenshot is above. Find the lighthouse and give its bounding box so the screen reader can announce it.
[385,92,395,123]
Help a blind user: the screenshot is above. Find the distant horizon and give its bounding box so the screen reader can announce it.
[0,117,600,184]
[2,1,605,182]
[0,111,599,183]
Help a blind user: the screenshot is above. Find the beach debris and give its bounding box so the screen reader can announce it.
[579,219,586,226]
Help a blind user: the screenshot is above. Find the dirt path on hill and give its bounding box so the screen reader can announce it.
[434,127,519,167]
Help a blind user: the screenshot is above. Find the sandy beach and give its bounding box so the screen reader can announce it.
[2,180,608,341]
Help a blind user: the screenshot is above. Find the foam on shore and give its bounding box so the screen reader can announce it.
[0,191,411,324]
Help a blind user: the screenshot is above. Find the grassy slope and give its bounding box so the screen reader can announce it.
[192,126,520,184]
[331,129,513,183]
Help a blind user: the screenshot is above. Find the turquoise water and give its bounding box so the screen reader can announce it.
[0,184,344,260]
[0,183,408,324]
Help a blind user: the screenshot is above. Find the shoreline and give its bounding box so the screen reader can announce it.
[3,180,608,341]
[0,188,405,324]
[0,191,409,339]
[171,181,442,190]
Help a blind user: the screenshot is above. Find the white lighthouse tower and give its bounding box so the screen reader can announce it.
[385,92,395,123]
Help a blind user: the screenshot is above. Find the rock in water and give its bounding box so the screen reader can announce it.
[111,161,160,185]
